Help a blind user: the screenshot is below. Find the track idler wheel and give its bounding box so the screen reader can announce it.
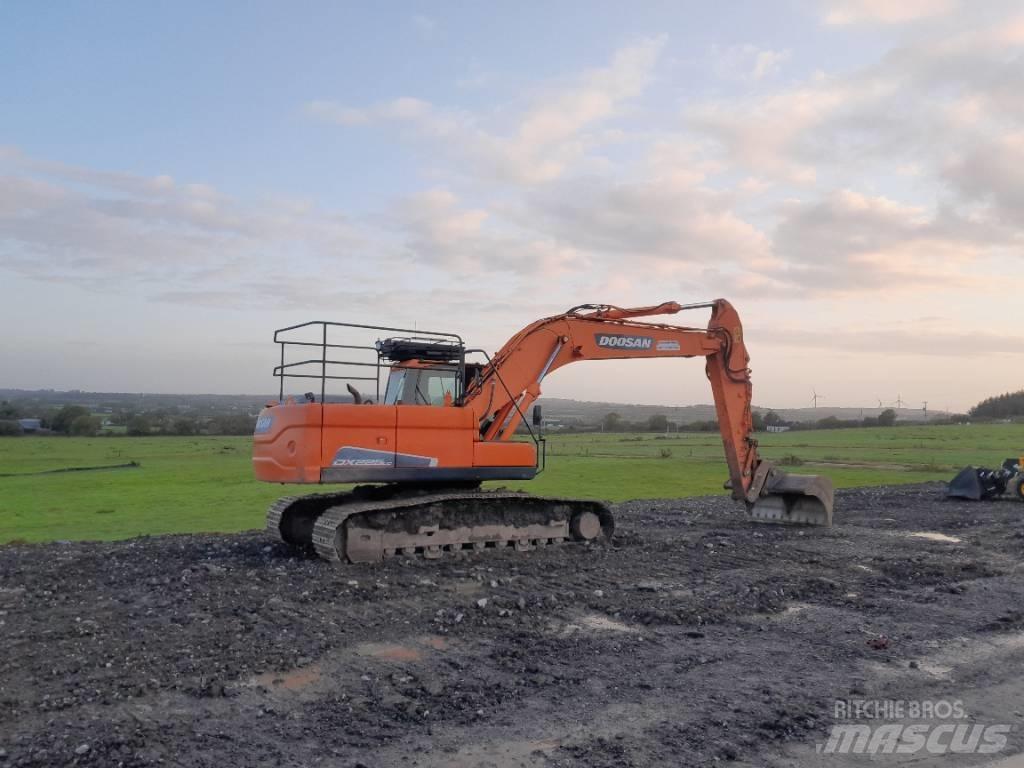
[570,510,603,541]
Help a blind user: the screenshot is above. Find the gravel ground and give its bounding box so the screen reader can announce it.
[2,483,1023,767]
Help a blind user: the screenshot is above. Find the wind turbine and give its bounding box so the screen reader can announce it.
[922,401,929,419]
[811,389,824,409]
[895,393,904,409]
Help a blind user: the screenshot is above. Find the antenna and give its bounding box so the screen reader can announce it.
[811,389,824,409]
[922,401,928,419]
[877,397,884,408]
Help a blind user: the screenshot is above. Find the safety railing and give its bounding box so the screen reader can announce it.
[272,321,464,403]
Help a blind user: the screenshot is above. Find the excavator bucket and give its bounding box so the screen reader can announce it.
[748,470,834,526]
[947,466,986,500]
[946,465,1015,500]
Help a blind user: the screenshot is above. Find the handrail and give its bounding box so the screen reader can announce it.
[272,320,465,403]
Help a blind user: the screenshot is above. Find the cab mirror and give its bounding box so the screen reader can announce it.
[532,405,542,427]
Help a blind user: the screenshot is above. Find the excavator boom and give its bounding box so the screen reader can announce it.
[459,300,832,522]
[254,300,834,563]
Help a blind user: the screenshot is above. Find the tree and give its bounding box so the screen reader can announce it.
[646,414,669,432]
[0,401,19,419]
[684,419,719,432]
[127,414,152,436]
[970,390,1024,419]
[0,421,22,436]
[877,408,897,427]
[212,414,257,435]
[751,411,765,431]
[602,412,623,432]
[69,414,101,436]
[51,405,90,434]
[171,417,198,436]
[764,411,782,427]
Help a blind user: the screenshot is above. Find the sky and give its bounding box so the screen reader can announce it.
[1,0,1022,411]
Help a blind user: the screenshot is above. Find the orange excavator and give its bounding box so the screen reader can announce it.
[253,300,834,563]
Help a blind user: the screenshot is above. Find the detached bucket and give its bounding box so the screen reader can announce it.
[748,470,834,526]
[947,466,985,500]
[946,466,1010,500]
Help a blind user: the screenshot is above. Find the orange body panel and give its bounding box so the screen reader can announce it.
[321,404,397,468]
[474,441,535,468]
[253,403,323,483]
[254,400,538,484]
[395,405,474,467]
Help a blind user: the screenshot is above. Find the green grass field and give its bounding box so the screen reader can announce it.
[2,424,1022,543]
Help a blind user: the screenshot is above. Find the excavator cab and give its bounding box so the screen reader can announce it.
[378,338,487,410]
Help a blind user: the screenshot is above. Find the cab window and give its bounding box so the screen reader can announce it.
[383,367,457,405]
[383,370,406,405]
[425,370,457,405]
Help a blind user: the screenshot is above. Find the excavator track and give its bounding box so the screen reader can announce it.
[267,488,614,564]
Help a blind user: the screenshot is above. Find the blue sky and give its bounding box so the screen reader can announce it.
[4,1,855,206]
[2,0,1022,409]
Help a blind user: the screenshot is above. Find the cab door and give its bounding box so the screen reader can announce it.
[394,364,470,467]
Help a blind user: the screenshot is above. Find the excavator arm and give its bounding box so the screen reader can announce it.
[465,300,833,525]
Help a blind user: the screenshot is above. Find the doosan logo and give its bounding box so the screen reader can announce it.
[596,334,654,350]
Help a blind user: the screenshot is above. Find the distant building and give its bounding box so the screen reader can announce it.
[18,418,42,433]
[766,425,791,433]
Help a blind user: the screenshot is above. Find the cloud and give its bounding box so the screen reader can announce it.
[762,326,1024,357]
[0,148,369,306]
[821,0,957,26]
[515,174,770,270]
[712,44,791,81]
[766,189,1004,293]
[752,49,791,80]
[943,132,1024,227]
[306,97,437,127]
[689,11,1024,183]
[302,19,1023,304]
[687,77,856,182]
[307,37,666,184]
[7,13,1024,330]
[390,188,590,278]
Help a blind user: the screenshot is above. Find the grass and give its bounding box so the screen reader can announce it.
[0,438,284,543]
[1,423,1022,543]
